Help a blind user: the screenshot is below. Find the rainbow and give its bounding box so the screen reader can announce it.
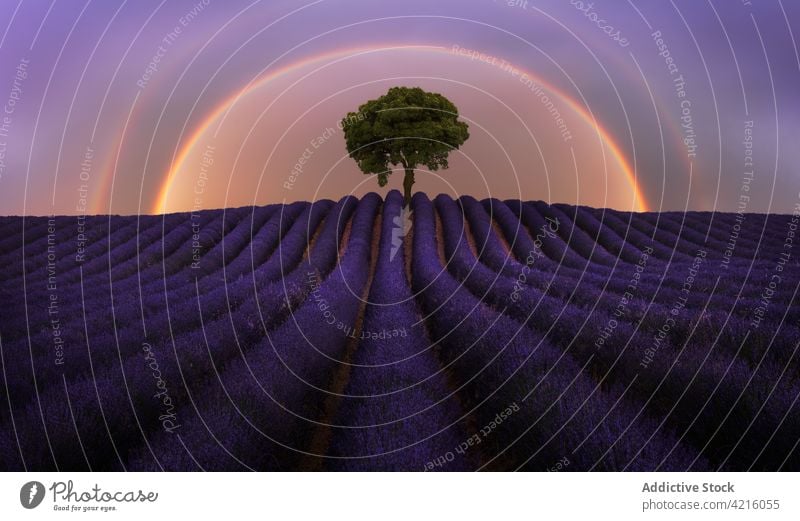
[152,45,648,214]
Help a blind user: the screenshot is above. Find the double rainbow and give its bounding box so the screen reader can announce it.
[151,45,647,214]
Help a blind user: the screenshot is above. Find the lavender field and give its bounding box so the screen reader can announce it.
[1,189,798,471]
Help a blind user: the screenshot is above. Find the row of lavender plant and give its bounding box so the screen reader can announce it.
[411,193,708,470]
[326,190,475,470]
[123,193,382,470]
[0,195,373,470]
[434,197,800,470]
[0,201,339,425]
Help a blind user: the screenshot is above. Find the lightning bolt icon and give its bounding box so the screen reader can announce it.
[28,483,37,505]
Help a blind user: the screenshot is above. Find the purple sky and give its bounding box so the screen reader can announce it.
[0,0,798,215]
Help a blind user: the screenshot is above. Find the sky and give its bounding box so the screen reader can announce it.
[0,0,797,215]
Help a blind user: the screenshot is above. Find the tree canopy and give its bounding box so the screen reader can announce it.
[341,86,469,206]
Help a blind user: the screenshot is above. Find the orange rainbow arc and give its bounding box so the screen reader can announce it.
[152,45,647,214]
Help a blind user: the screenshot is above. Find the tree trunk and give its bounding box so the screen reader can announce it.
[402,168,415,208]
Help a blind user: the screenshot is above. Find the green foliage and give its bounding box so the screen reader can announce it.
[341,86,470,185]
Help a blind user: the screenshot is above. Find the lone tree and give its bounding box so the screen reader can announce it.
[341,86,469,207]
